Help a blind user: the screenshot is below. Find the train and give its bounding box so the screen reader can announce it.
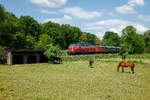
[67,42,120,55]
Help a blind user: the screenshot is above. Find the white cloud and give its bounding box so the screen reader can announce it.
[116,5,136,14]
[116,0,145,14]
[44,15,72,23]
[40,9,58,14]
[95,32,105,39]
[63,15,72,20]
[61,6,102,19]
[135,24,148,32]
[138,14,150,22]
[128,0,145,6]
[28,0,67,8]
[85,19,148,39]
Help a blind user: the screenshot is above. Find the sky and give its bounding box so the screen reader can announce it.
[1,0,150,39]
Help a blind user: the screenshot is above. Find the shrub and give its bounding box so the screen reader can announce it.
[44,44,62,64]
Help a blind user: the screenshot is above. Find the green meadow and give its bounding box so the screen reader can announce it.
[0,54,150,100]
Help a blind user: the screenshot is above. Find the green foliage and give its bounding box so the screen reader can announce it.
[79,32,87,42]
[122,25,136,36]
[35,34,52,50]
[144,30,150,52]
[120,43,130,54]
[0,46,6,64]
[5,12,21,34]
[11,32,26,49]
[133,34,145,53]
[0,12,20,48]
[61,24,82,48]
[103,31,120,46]
[95,35,102,45]
[0,46,6,56]
[121,26,145,54]
[44,44,62,57]
[19,16,41,39]
[0,4,5,23]
[44,44,62,63]
[79,32,102,45]
[86,33,96,44]
[25,35,36,49]
[42,22,66,49]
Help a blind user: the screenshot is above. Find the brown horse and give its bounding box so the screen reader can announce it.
[122,55,126,60]
[89,60,94,68]
[89,56,95,68]
[117,62,135,74]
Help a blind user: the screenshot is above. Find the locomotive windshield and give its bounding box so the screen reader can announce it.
[77,42,93,46]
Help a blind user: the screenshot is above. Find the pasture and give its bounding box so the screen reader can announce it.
[0,54,150,100]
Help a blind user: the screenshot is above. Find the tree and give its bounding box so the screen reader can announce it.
[133,34,145,53]
[121,25,145,54]
[44,44,62,63]
[0,4,6,23]
[42,22,66,49]
[80,32,101,45]
[86,33,96,44]
[122,25,136,36]
[19,16,41,40]
[69,26,82,43]
[144,30,150,52]
[35,34,53,50]
[79,32,87,42]
[11,32,26,49]
[0,46,6,64]
[61,24,82,48]
[0,46,6,57]
[103,31,120,46]
[25,35,36,49]
[95,35,102,45]
[0,12,20,48]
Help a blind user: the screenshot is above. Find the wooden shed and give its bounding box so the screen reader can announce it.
[7,50,48,65]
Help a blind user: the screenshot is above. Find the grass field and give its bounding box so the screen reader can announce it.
[0,54,150,100]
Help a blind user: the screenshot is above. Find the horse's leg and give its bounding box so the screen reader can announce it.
[122,67,124,72]
[131,66,134,74]
[90,63,93,68]
[89,62,93,68]
[117,66,120,72]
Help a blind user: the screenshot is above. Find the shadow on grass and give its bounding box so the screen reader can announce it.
[118,71,134,74]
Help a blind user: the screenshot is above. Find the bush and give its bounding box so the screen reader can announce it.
[44,44,62,64]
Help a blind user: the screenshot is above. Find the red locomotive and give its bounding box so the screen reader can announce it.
[67,42,120,55]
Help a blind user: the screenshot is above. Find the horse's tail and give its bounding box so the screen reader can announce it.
[131,63,135,74]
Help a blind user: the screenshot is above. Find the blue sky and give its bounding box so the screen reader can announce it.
[1,0,150,39]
